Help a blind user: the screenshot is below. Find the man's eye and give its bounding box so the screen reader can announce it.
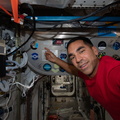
[79,50,85,53]
[70,56,74,60]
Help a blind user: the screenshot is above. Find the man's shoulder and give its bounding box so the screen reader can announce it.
[100,55,120,67]
[100,55,114,60]
[100,55,117,62]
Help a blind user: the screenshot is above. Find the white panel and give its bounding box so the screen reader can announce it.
[72,0,115,7]
[19,0,74,8]
[19,0,115,8]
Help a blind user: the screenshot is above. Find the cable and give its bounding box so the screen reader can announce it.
[6,3,36,57]
[0,6,12,17]
[0,83,12,107]
[6,1,120,56]
[25,1,120,29]
[12,74,39,90]
[53,1,120,25]
[76,21,120,28]
[0,80,9,92]
[19,52,28,68]
[6,52,28,70]
[3,84,13,120]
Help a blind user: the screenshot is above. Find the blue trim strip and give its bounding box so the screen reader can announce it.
[26,16,120,22]
[98,26,117,37]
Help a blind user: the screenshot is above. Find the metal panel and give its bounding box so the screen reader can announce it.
[72,0,114,7]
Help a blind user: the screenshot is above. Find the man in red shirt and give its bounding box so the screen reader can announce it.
[45,37,120,120]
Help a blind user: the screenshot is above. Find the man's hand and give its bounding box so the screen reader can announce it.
[44,47,58,63]
[44,47,78,76]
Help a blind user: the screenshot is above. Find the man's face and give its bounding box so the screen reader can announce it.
[67,40,99,77]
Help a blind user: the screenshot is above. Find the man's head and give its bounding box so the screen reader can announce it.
[67,37,99,77]
[67,37,93,49]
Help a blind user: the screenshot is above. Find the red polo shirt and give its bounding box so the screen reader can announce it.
[78,56,120,120]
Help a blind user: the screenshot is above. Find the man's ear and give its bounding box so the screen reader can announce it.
[92,46,99,56]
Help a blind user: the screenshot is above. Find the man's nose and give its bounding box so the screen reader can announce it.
[75,55,82,63]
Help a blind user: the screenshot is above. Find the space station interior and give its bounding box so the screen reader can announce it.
[0,0,120,120]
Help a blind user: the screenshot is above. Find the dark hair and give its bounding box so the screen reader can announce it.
[66,37,93,50]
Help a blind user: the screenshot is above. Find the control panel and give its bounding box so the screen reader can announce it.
[23,31,120,75]
[24,33,70,75]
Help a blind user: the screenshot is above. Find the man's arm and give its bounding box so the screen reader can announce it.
[44,47,79,76]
